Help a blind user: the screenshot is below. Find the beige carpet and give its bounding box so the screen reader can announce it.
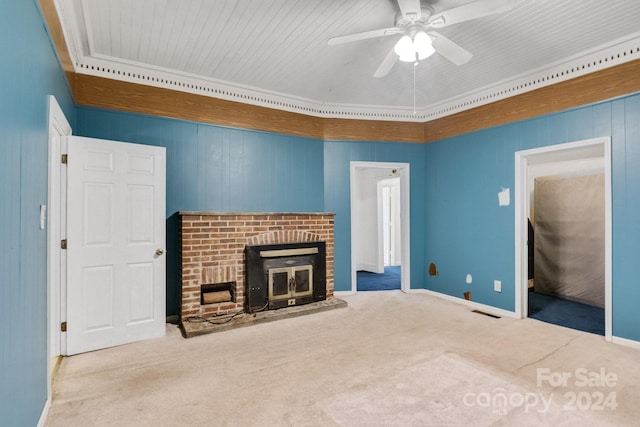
[321,352,613,426]
[46,291,639,426]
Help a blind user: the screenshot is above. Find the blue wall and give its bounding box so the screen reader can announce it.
[424,93,640,340]
[324,140,427,292]
[74,109,430,306]
[76,97,640,343]
[75,107,325,315]
[0,1,75,425]
[75,108,325,213]
[4,3,640,424]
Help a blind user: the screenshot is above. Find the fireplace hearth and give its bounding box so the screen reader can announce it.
[245,241,326,312]
[178,211,336,324]
[178,211,345,337]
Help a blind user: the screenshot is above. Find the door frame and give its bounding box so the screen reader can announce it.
[350,161,410,293]
[514,137,612,341]
[46,96,71,399]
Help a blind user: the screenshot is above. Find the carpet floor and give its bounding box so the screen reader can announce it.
[528,290,605,335]
[46,292,640,426]
[357,265,401,291]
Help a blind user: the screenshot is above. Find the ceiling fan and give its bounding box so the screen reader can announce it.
[328,0,515,78]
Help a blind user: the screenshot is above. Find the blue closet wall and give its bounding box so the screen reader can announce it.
[324,140,427,292]
[423,92,640,341]
[75,107,325,315]
[0,1,75,425]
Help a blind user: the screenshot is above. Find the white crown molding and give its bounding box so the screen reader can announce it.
[76,53,327,114]
[59,0,640,124]
[54,0,84,65]
[419,32,640,121]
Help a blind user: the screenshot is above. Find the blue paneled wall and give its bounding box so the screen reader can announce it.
[424,93,640,340]
[75,108,325,213]
[424,126,517,310]
[4,2,640,423]
[75,108,430,307]
[75,107,325,315]
[0,1,75,425]
[76,97,640,344]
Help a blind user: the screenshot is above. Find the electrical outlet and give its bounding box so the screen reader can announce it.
[494,280,502,293]
[466,274,472,284]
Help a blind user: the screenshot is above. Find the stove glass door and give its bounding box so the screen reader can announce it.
[268,265,313,301]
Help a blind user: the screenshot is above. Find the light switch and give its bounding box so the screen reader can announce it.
[498,188,510,206]
[40,205,47,230]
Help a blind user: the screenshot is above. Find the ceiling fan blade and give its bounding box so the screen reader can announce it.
[373,47,399,78]
[428,32,473,66]
[396,0,422,21]
[328,27,401,46]
[429,0,515,28]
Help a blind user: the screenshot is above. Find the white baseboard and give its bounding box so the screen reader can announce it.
[408,288,519,319]
[37,398,51,427]
[340,287,640,349]
[334,290,357,296]
[611,335,640,350]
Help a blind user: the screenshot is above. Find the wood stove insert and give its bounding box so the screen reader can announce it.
[245,241,326,312]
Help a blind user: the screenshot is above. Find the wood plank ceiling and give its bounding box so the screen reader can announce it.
[49,0,640,140]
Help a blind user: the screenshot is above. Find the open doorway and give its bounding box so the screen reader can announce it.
[515,137,612,340]
[350,162,410,293]
[357,176,402,291]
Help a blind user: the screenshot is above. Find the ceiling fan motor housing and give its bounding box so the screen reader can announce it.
[395,5,434,28]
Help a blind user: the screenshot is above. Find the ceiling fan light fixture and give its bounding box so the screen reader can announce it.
[414,31,435,60]
[328,0,516,77]
[398,51,417,62]
[395,31,434,62]
[416,44,435,60]
[394,35,414,58]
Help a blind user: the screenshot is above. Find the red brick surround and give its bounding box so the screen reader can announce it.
[179,212,335,321]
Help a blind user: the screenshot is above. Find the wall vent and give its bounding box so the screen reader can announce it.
[472,310,501,319]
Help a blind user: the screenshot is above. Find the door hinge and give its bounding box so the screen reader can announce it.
[60,321,67,332]
[61,239,67,249]
[61,154,68,164]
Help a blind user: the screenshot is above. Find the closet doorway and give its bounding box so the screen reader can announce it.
[515,137,612,340]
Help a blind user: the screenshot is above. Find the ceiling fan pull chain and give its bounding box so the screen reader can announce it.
[413,61,417,115]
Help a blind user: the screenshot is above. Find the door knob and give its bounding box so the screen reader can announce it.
[155,248,165,256]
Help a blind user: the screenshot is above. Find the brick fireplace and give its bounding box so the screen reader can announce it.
[178,212,335,322]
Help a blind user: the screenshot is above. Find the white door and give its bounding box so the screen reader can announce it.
[65,136,166,355]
